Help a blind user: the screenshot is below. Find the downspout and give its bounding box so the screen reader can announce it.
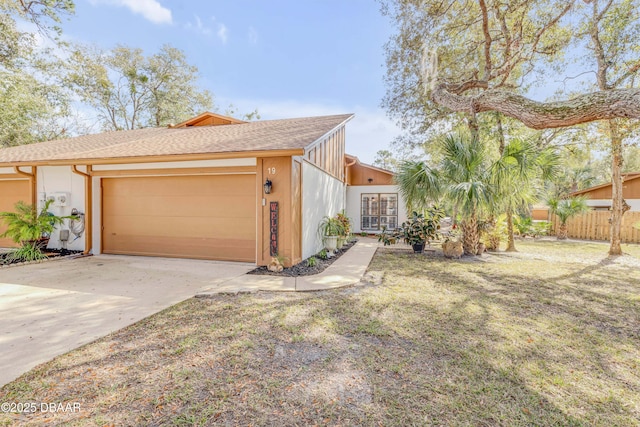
[344,158,357,186]
[71,165,93,255]
[14,166,37,206]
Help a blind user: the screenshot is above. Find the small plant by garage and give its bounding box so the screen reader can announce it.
[0,199,67,262]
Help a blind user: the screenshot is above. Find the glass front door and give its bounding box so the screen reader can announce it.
[361,193,398,231]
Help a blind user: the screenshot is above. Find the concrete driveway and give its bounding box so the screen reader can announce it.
[0,255,252,386]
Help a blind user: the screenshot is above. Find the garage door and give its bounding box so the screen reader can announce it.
[0,180,31,248]
[102,174,256,262]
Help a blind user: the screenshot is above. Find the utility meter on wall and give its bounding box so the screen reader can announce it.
[47,192,71,207]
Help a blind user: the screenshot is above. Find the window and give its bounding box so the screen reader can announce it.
[361,193,398,231]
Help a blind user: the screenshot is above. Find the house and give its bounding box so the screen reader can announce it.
[570,172,640,211]
[344,154,408,233]
[531,204,550,221]
[0,112,407,266]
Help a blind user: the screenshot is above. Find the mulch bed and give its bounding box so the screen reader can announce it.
[248,239,358,277]
[0,249,83,267]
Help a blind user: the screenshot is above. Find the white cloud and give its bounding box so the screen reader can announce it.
[185,15,212,36]
[248,26,258,44]
[221,99,402,164]
[217,23,228,44]
[90,0,172,25]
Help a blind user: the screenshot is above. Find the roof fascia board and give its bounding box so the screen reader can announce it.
[0,149,304,168]
[303,115,354,154]
[169,111,246,128]
[570,174,640,196]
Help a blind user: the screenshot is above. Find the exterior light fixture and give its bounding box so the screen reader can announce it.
[367,178,373,183]
[264,178,273,194]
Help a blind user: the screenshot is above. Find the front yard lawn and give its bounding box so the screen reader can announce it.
[1,240,639,426]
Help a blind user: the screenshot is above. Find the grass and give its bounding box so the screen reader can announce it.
[1,239,639,426]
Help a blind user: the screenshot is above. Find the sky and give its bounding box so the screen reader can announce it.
[57,0,401,164]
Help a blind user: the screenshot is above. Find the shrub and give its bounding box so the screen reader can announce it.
[0,199,67,262]
[0,199,65,244]
[379,206,444,246]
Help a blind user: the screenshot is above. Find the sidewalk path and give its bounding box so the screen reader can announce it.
[196,238,381,296]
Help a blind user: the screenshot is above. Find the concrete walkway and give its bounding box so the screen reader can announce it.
[196,237,380,295]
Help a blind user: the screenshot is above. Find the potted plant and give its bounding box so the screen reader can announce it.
[318,216,345,254]
[0,199,67,261]
[379,207,444,253]
[335,210,352,249]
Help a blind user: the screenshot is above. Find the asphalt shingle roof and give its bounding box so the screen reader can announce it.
[0,114,353,165]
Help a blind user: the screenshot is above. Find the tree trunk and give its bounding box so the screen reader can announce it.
[505,206,517,252]
[462,214,479,256]
[557,223,568,240]
[608,120,625,255]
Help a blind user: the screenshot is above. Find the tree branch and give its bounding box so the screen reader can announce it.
[431,85,640,129]
[444,79,489,94]
[478,0,492,80]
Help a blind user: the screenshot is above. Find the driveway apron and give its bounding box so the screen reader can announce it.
[0,255,252,386]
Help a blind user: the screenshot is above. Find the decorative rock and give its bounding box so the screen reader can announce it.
[267,257,284,273]
[442,240,464,259]
[477,242,486,255]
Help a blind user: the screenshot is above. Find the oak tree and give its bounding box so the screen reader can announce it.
[66,44,214,131]
[383,0,640,254]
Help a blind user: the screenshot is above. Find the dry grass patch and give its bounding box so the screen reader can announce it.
[1,239,639,426]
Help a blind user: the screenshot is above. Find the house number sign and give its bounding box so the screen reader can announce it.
[270,201,278,257]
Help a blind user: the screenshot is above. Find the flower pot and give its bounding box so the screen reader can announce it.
[336,236,346,249]
[323,235,338,253]
[412,242,425,254]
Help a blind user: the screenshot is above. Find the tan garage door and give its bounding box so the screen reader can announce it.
[102,174,256,262]
[0,180,31,248]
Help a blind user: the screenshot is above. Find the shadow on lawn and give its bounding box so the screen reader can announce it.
[2,248,638,426]
[366,250,639,425]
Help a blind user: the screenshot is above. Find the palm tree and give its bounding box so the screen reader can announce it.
[548,197,589,239]
[396,160,441,213]
[440,134,493,255]
[491,138,560,251]
[548,164,598,199]
[396,133,492,255]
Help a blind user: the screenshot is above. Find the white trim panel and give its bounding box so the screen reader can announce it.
[92,158,257,171]
[587,198,640,211]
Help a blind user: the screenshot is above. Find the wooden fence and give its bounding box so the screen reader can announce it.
[551,211,640,243]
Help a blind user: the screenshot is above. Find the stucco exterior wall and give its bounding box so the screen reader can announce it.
[586,198,640,211]
[37,166,86,251]
[302,161,346,260]
[346,185,408,234]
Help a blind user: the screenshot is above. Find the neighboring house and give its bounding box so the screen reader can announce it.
[344,154,408,234]
[570,172,640,211]
[0,112,407,266]
[531,204,550,221]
